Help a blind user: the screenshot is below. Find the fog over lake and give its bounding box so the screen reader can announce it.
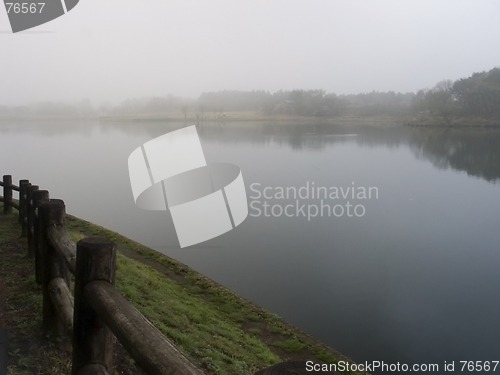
[1,121,499,369]
[2,1,500,105]
[2,1,500,372]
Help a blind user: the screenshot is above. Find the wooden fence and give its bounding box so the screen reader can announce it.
[0,174,205,375]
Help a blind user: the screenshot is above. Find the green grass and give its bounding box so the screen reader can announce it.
[0,204,365,374]
[113,253,278,374]
[0,207,72,375]
[64,214,365,374]
[272,338,306,353]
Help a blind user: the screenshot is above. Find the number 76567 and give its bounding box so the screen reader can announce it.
[5,2,46,14]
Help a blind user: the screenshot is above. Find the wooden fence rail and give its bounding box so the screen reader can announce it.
[1,174,205,375]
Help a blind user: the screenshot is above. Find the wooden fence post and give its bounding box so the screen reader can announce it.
[19,180,30,225]
[33,190,49,285]
[27,185,39,257]
[39,199,70,334]
[19,180,30,235]
[2,175,12,214]
[72,237,116,375]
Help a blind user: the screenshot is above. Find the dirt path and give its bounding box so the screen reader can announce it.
[0,254,7,375]
[0,271,6,327]
[0,217,18,330]
[0,210,353,374]
[0,209,74,374]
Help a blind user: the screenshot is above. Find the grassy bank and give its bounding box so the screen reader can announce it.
[405,113,500,128]
[3,110,500,128]
[98,111,407,126]
[101,111,500,128]
[0,204,364,374]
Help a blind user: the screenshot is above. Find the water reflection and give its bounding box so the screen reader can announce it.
[1,120,499,371]
[408,128,500,182]
[4,119,497,184]
[92,121,500,183]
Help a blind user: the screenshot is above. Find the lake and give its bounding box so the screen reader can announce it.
[1,120,499,371]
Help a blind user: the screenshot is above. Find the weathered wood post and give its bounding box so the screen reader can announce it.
[2,175,12,214]
[27,185,39,257]
[33,190,49,285]
[19,179,30,235]
[19,180,30,225]
[38,199,70,333]
[72,237,116,375]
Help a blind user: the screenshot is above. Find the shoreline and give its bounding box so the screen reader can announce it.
[0,202,365,374]
[65,213,358,373]
[2,111,500,128]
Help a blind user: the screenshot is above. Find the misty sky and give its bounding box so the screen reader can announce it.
[2,0,500,105]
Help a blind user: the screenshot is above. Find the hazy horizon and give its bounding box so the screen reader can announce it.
[2,0,500,106]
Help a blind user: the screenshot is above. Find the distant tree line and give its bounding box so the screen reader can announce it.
[198,89,415,117]
[1,67,499,121]
[198,68,500,120]
[0,100,94,118]
[413,67,500,122]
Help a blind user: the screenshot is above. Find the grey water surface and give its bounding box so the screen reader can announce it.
[1,120,499,370]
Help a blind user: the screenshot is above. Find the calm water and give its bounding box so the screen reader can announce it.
[1,120,499,371]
